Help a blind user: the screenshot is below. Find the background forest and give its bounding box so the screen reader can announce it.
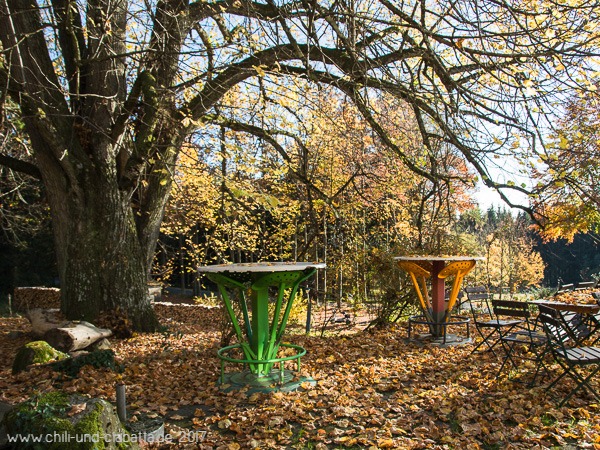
[2,86,599,318]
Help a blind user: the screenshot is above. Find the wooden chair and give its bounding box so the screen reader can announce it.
[466,286,522,356]
[494,300,547,385]
[538,313,600,406]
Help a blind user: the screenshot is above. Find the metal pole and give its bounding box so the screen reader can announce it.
[305,289,312,334]
[116,383,127,422]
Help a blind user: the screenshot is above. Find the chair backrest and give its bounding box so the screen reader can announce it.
[538,312,571,356]
[576,281,597,291]
[537,304,572,342]
[537,303,592,344]
[556,283,575,295]
[492,299,531,319]
[465,286,493,318]
[537,303,560,319]
[492,299,536,331]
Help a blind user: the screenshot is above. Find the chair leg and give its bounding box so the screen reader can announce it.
[559,365,600,407]
[496,342,516,379]
[471,328,501,356]
[545,362,570,392]
[497,341,529,381]
[527,346,550,387]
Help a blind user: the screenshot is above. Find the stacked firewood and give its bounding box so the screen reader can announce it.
[13,287,61,312]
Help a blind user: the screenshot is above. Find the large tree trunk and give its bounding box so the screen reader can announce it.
[47,170,160,332]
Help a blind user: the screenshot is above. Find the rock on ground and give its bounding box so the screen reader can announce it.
[3,391,139,449]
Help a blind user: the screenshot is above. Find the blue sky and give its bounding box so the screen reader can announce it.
[474,182,530,211]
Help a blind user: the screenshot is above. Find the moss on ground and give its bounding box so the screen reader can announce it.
[12,341,68,374]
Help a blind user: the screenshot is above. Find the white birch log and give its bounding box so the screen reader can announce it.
[26,308,69,337]
[43,322,113,352]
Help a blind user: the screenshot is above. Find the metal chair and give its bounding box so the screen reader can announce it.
[538,312,600,406]
[556,281,600,342]
[466,286,522,356]
[537,303,598,346]
[575,280,598,290]
[494,300,547,385]
[556,282,575,294]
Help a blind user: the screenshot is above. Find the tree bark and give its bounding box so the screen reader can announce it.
[50,170,160,331]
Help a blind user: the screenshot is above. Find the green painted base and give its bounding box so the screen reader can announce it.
[218,370,316,394]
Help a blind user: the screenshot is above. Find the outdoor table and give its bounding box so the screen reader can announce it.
[394,255,483,342]
[198,262,325,390]
[530,299,600,315]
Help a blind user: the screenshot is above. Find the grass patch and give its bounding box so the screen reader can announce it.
[481,442,503,450]
[541,413,558,426]
[447,412,463,433]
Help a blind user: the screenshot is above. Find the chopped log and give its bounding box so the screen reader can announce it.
[44,322,113,352]
[26,308,68,337]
